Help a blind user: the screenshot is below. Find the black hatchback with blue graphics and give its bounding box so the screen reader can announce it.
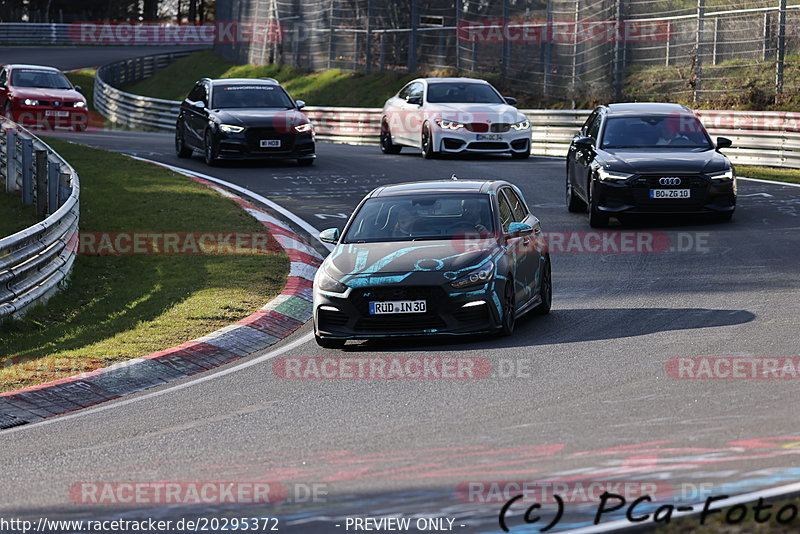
[312,179,552,348]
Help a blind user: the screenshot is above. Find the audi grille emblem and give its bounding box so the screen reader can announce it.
[659,177,681,185]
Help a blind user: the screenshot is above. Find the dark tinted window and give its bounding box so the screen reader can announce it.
[187,83,205,103]
[407,82,423,100]
[11,69,71,89]
[0,69,7,86]
[497,191,514,232]
[504,188,528,222]
[582,110,599,135]
[587,113,602,140]
[426,82,504,104]
[342,194,494,243]
[397,83,414,99]
[211,84,294,109]
[601,115,711,149]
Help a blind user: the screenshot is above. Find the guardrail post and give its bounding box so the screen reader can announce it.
[5,130,16,193]
[47,159,60,216]
[59,168,71,204]
[20,137,33,205]
[35,149,48,218]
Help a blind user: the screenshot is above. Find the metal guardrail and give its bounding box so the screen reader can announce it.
[0,118,80,320]
[0,22,215,45]
[93,53,800,169]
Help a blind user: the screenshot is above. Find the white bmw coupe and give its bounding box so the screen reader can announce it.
[380,77,531,159]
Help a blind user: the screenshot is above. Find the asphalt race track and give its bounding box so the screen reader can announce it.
[2,124,800,533]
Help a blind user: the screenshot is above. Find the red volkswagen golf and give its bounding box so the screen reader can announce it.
[0,64,88,130]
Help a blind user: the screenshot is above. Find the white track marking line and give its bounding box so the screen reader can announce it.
[1,332,313,435]
[129,156,334,250]
[739,176,800,188]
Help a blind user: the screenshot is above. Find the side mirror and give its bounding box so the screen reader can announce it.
[574,136,594,150]
[296,100,305,109]
[192,100,205,110]
[406,96,422,106]
[74,85,82,93]
[716,136,732,149]
[504,96,517,106]
[506,222,533,237]
[319,228,340,244]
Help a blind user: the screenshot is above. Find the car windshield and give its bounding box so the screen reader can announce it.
[11,69,72,89]
[426,83,505,104]
[601,115,712,149]
[342,194,495,243]
[211,84,295,109]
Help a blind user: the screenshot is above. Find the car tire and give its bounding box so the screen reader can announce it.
[566,177,586,212]
[297,158,315,166]
[499,277,516,336]
[315,334,345,349]
[420,123,436,159]
[532,255,552,315]
[175,122,192,158]
[380,119,402,154]
[588,182,609,228]
[203,131,219,166]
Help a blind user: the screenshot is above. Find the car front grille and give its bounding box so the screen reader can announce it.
[469,141,508,150]
[355,314,447,332]
[350,286,448,332]
[318,308,348,330]
[465,123,489,132]
[490,123,511,132]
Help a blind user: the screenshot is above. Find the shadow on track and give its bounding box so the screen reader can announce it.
[340,307,755,353]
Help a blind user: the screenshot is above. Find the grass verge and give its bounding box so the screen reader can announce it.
[0,138,289,392]
[124,50,420,107]
[737,165,800,185]
[0,192,38,237]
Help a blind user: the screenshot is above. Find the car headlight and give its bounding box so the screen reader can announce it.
[219,124,244,133]
[451,261,495,289]
[708,168,734,180]
[510,119,530,131]
[434,118,464,130]
[317,269,348,293]
[22,99,39,106]
[597,168,633,182]
[73,101,86,108]
[295,123,313,133]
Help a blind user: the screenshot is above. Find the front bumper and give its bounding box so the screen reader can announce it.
[216,130,315,160]
[313,282,505,340]
[11,108,88,129]
[595,174,737,215]
[435,128,530,155]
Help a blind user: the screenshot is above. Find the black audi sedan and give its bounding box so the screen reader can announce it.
[312,179,552,348]
[175,77,315,166]
[565,103,736,227]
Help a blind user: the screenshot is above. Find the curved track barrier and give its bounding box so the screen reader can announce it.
[0,119,80,319]
[93,53,800,168]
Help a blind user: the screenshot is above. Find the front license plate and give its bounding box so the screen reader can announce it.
[260,139,281,148]
[650,189,690,199]
[45,110,70,117]
[369,300,427,315]
[476,134,502,141]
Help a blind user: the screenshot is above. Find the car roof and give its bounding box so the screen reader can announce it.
[370,179,506,197]
[4,64,60,72]
[419,77,491,85]
[207,77,279,85]
[605,102,693,116]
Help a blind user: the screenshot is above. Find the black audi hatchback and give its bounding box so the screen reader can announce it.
[175,77,315,166]
[566,103,736,226]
